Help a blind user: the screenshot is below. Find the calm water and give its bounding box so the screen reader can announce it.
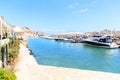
[28,38,120,74]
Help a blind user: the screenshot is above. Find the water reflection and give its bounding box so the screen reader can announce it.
[83,44,120,58]
[105,49,120,57]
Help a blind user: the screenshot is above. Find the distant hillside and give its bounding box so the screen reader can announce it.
[12,26,47,40]
[52,29,120,38]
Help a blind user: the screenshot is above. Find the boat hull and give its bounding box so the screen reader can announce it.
[54,38,64,41]
[82,39,118,48]
[55,38,75,43]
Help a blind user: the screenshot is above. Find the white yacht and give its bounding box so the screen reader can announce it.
[40,36,55,40]
[55,38,75,43]
[82,35,119,48]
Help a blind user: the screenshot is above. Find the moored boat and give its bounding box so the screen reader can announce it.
[82,35,119,48]
[40,36,55,40]
[54,38,65,41]
[54,38,75,43]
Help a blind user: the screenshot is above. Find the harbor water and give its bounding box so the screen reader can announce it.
[28,38,120,74]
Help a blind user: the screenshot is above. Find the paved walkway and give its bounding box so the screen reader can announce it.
[15,43,38,80]
[15,43,120,80]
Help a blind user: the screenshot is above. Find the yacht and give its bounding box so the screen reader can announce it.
[40,36,55,40]
[55,38,75,43]
[54,38,65,41]
[82,35,119,48]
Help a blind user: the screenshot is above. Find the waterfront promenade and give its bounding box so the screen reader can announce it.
[15,42,120,80]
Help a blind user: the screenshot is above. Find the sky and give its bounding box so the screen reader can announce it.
[0,0,120,34]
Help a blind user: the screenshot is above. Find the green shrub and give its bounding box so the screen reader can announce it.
[9,47,19,59]
[9,40,20,60]
[0,68,16,80]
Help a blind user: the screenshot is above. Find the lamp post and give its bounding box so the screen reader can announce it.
[0,19,5,68]
[6,23,9,65]
[0,20,2,40]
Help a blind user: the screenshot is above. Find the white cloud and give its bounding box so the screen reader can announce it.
[68,2,79,8]
[69,5,73,8]
[80,8,88,13]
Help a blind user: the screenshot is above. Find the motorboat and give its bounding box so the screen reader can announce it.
[54,37,75,43]
[40,36,55,40]
[82,35,119,48]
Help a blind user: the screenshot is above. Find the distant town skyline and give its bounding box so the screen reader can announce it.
[0,0,120,34]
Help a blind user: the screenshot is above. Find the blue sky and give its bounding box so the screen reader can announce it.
[0,0,120,34]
